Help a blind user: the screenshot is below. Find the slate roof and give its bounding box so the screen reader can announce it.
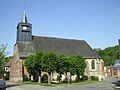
[112,60,120,70]
[17,42,34,58]
[17,36,101,59]
[21,12,28,23]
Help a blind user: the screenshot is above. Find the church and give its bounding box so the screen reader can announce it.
[9,11,105,82]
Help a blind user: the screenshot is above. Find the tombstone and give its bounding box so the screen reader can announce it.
[67,72,70,84]
[31,75,33,81]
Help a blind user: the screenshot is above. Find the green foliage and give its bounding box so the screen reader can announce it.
[34,51,44,83]
[0,44,7,67]
[25,51,86,83]
[57,75,62,81]
[0,44,9,79]
[25,55,36,76]
[80,75,88,81]
[56,54,68,79]
[41,74,48,83]
[68,55,86,81]
[34,51,44,72]
[0,44,7,59]
[3,72,9,80]
[22,74,28,81]
[90,76,98,81]
[42,51,57,73]
[42,51,57,84]
[96,45,119,66]
[62,78,68,83]
[3,57,11,63]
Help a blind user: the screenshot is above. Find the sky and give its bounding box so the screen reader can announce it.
[0,0,120,56]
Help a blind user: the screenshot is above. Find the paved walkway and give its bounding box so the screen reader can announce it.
[6,77,119,90]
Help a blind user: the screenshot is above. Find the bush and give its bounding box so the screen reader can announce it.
[57,75,62,81]
[22,74,28,81]
[3,72,9,80]
[41,74,48,83]
[62,78,68,83]
[90,76,98,81]
[80,75,88,81]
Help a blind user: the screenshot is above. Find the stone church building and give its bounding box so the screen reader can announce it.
[9,12,105,82]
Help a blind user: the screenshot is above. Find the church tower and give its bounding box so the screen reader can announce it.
[16,12,32,42]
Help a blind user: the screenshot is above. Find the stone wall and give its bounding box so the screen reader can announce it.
[85,58,105,81]
[9,44,23,82]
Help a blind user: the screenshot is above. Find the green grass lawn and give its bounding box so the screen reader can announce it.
[22,80,99,87]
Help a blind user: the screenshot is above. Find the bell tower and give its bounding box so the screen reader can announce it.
[16,0,32,43]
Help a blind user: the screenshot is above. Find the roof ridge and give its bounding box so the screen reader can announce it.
[33,35,85,41]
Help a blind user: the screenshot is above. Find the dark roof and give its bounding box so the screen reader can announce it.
[112,60,120,70]
[21,12,28,23]
[17,36,101,59]
[17,42,34,58]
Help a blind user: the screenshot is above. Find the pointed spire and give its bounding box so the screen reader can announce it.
[21,0,28,23]
[21,11,28,23]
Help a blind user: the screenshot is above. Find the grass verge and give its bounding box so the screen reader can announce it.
[22,80,99,87]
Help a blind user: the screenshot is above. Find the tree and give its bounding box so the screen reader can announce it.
[68,55,86,82]
[75,55,86,81]
[0,44,7,66]
[25,51,86,83]
[25,55,35,80]
[96,45,119,66]
[0,44,8,75]
[42,51,57,84]
[4,56,11,63]
[56,54,68,83]
[34,51,44,83]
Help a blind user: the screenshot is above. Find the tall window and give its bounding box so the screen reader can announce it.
[91,60,95,69]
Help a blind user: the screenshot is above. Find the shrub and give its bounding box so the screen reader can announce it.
[3,72,9,80]
[80,75,88,81]
[62,78,68,83]
[90,76,98,81]
[22,74,28,81]
[41,74,48,83]
[57,75,62,81]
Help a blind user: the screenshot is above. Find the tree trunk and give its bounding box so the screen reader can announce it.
[58,74,61,83]
[38,72,41,83]
[65,72,67,79]
[48,72,51,84]
[76,74,80,82]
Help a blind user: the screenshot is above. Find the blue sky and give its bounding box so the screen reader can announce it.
[0,0,120,56]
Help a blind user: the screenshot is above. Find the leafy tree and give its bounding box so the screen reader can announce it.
[25,55,35,80]
[97,45,119,66]
[25,51,86,83]
[75,55,86,81]
[4,56,11,63]
[68,55,86,82]
[0,44,7,66]
[42,51,57,84]
[56,54,68,83]
[34,51,44,83]
[0,44,8,75]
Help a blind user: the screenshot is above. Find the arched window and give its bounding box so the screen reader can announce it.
[91,60,95,69]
